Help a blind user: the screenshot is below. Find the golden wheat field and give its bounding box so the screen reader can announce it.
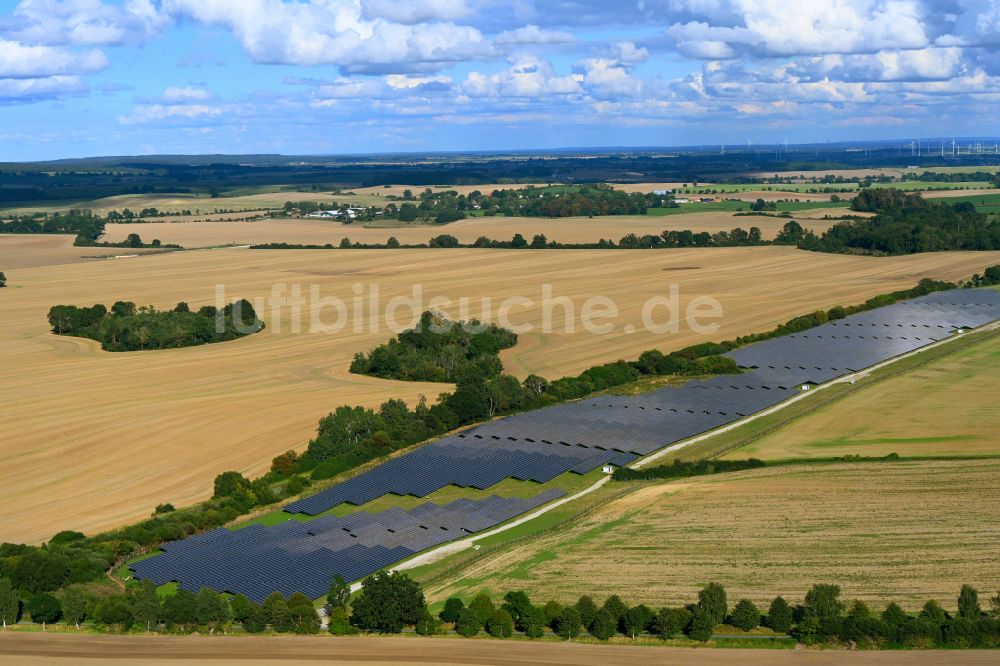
[0,235,165,269]
[720,330,1000,460]
[2,244,999,543]
[424,459,1000,609]
[101,212,841,248]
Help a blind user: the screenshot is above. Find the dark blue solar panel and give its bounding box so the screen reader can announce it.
[131,489,568,602]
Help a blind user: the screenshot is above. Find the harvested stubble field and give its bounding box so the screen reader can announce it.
[2,245,999,543]
[0,234,166,269]
[424,459,1000,609]
[721,330,1000,460]
[4,634,997,666]
[102,212,841,248]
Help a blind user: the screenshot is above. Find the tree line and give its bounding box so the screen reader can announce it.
[431,582,1000,648]
[47,299,263,351]
[251,224,798,252]
[6,567,998,650]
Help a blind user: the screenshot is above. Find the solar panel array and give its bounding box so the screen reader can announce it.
[132,288,1000,600]
[131,489,565,602]
[288,288,1000,517]
[727,289,1000,385]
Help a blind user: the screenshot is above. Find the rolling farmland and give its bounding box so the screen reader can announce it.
[3,246,999,543]
[423,458,1000,609]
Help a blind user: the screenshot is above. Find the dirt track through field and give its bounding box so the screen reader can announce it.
[1,633,997,665]
[3,245,999,543]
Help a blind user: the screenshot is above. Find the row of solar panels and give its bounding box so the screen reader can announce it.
[286,288,1000,517]
[727,290,999,373]
[131,489,566,602]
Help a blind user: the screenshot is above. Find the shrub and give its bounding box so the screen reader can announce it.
[487,609,514,638]
[959,585,981,620]
[686,607,715,642]
[27,593,62,624]
[350,571,425,634]
[439,597,465,623]
[698,583,727,625]
[328,607,358,635]
[731,599,761,631]
[468,593,495,626]
[652,607,690,639]
[767,597,793,634]
[589,608,617,640]
[556,607,582,640]
[415,609,442,636]
[455,608,482,637]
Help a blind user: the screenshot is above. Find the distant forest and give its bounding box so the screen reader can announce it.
[47,300,263,351]
[3,148,998,203]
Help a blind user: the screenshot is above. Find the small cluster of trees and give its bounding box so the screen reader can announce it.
[749,198,777,212]
[47,299,263,351]
[350,311,518,382]
[432,583,1000,648]
[0,271,6,288]
[799,189,1000,254]
[486,185,649,217]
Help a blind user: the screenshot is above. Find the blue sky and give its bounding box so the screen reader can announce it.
[1,0,999,160]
